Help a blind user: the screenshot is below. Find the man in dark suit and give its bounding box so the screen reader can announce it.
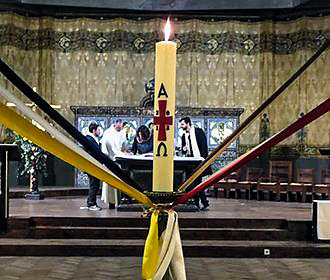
[81,122,102,211]
[179,117,212,210]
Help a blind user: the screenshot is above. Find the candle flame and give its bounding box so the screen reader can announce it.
[164,17,171,41]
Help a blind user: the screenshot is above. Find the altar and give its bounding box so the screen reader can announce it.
[71,105,244,188]
[115,154,204,192]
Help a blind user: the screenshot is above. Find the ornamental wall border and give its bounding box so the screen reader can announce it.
[70,105,244,117]
[0,24,328,54]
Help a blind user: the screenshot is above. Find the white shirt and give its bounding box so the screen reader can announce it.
[183,126,201,158]
[100,125,126,160]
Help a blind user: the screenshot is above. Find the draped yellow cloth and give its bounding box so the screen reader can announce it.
[142,209,160,279]
[142,209,186,280]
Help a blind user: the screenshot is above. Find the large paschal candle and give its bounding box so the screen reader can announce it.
[152,18,176,192]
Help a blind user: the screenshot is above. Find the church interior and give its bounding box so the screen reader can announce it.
[0,0,329,279]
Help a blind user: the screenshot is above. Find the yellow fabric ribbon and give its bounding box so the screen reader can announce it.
[0,102,154,207]
[142,209,186,280]
[142,209,160,280]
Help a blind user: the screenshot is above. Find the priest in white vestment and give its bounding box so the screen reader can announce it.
[100,119,127,209]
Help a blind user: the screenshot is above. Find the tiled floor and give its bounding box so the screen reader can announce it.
[1,256,330,280]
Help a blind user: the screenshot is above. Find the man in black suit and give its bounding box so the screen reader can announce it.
[81,122,102,211]
[179,117,212,210]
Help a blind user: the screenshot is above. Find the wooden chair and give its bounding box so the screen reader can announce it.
[246,167,263,181]
[257,176,281,201]
[243,167,263,199]
[297,168,315,184]
[271,160,293,201]
[213,171,240,199]
[314,170,330,200]
[321,170,330,184]
[212,180,223,198]
[256,161,292,201]
[290,168,315,203]
[269,160,292,183]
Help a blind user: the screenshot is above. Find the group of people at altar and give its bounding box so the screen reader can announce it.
[81,116,211,211]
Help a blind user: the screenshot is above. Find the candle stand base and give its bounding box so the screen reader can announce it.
[145,191,184,205]
[117,192,199,212]
[145,191,199,212]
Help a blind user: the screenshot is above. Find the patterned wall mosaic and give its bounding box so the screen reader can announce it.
[0,24,329,55]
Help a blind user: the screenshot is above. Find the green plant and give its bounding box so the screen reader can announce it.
[15,134,48,179]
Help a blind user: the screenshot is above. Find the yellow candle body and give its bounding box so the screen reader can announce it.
[152,41,176,192]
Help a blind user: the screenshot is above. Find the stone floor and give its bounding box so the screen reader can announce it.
[1,256,330,280]
[9,196,312,220]
[3,197,319,279]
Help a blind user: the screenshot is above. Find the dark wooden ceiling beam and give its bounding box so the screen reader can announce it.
[0,0,329,20]
[0,0,324,11]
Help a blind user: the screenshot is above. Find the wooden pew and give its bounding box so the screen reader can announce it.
[313,170,330,200]
[213,168,261,200]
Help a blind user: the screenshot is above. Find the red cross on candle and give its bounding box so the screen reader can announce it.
[154,100,173,141]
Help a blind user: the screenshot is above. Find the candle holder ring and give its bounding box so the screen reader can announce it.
[145,191,184,205]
